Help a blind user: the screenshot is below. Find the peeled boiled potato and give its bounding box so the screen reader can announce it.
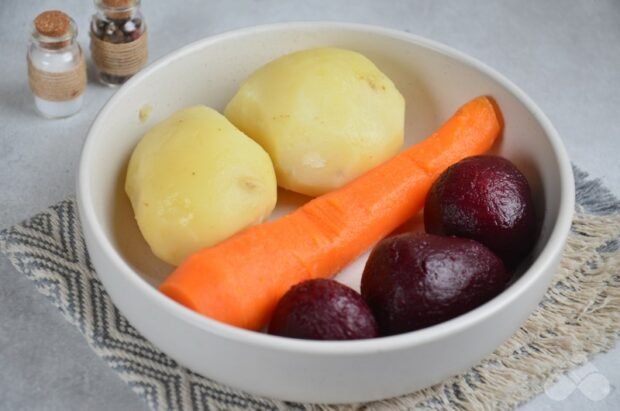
[125,106,277,266]
[225,47,405,197]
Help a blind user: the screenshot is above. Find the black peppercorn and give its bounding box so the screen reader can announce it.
[90,0,148,86]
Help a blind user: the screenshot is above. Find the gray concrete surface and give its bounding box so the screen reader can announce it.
[1,0,619,409]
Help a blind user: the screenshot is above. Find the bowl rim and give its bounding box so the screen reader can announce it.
[78,21,575,355]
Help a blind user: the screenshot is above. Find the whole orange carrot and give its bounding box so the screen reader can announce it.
[160,96,502,330]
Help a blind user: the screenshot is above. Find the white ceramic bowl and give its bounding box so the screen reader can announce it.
[77,22,574,403]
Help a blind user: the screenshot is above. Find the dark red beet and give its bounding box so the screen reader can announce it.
[424,155,537,268]
[268,279,379,340]
[361,232,509,335]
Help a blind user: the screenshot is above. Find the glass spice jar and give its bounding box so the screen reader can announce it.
[27,10,86,119]
[90,0,148,86]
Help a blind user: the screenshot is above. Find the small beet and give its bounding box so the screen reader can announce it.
[424,155,537,268]
[361,232,509,335]
[268,279,379,340]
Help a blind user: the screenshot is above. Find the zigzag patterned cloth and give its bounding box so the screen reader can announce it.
[1,167,619,410]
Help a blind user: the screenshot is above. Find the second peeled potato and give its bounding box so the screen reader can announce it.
[125,106,277,266]
[225,47,405,197]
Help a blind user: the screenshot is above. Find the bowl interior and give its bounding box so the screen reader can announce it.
[84,24,563,306]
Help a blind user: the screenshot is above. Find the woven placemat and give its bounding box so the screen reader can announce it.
[1,166,619,411]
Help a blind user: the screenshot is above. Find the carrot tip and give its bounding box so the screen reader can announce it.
[160,284,199,312]
[484,95,504,134]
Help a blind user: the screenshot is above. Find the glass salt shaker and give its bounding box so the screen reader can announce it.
[27,10,86,119]
[90,0,148,87]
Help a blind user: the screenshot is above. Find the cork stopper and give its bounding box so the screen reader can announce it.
[98,0,138,20]
[34,10,70,38]
[102,0,134,7]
